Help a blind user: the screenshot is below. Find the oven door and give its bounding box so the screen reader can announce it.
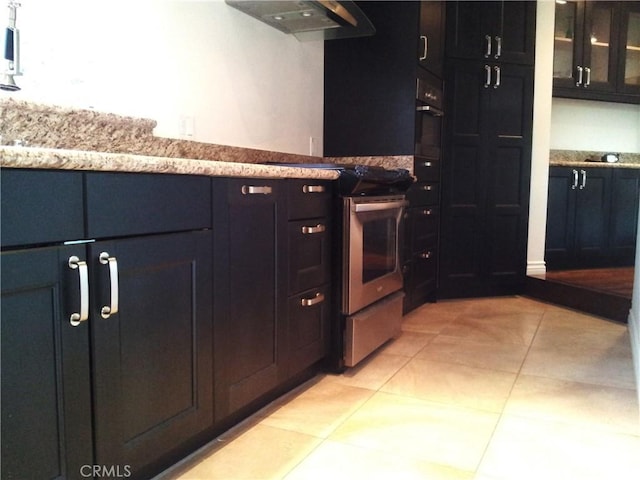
[343,195,407,315]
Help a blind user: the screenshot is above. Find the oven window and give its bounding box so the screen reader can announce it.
[362,217,397,283]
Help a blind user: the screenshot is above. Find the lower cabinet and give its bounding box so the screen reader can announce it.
[545,166,639,270]
[1,245,93,480]
[2,170,332,479]
[212,178,287,421]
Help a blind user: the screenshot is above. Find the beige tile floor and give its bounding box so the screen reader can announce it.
[159,296,639,480]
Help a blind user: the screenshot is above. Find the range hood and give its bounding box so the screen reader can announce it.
[225,1,375,41]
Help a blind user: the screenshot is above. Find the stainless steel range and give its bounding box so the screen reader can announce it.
[328,165,413,370]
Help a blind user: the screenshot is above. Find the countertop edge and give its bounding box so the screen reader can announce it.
[0,146,340,180]
[549,160,640,169]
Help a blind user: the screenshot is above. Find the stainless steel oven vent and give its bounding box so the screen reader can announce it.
[225,1,375,41]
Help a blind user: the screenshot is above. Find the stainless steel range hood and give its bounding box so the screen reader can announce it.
[225,1,375,41]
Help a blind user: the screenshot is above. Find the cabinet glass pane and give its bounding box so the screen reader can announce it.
[554,1,576,79]
[625,12,640,86]
[588,4,612,84]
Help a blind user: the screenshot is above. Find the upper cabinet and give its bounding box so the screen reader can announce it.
[419,1,446,77]
[445,1,536,65]
[553,1,640,104]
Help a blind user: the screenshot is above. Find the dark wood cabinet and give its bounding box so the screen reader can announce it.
[89,232,213,477]
[553,1,640,104]
[1,245,93,480]
[212,178,287,421]
[419,1,446,77]
[285,179,332,376]
[1,169,214,480]
[445,1,536,66]
[546,166,639,270]
[610,168,640,265]
[439,59,534,298]
[545,166,612,269]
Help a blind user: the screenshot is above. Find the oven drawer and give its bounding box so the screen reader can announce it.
[287,179,332,220]
[288,218,331,295]
[407,181,440,206]
[414,156,441,182]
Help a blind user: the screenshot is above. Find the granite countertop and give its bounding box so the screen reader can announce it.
[549,150,640,169]
[0,146,340,180]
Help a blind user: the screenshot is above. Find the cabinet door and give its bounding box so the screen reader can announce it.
[213,179,286,420]
[582,1,619,93]
[609,168,640,265]
[619,2,640,96]
[553,0,586,89]
[1,246,93,480]
[574,168,612,266]
[90,231,213,477]
[419,1,445,77]
[445,1,534,65]
[545,167,578,270]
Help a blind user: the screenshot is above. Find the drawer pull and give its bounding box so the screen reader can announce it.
[420,251,433,259]
[241,185,272,195]
[69,256,89,326]
[421,185,433,191]
[99,252,119,319]
[301,292,325,307]
[302,185,325,194]
[302,224,326,235]
[422,208,434,216]
[422,161,432,167]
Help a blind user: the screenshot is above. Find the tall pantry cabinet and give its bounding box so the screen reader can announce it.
[439,1,536,298]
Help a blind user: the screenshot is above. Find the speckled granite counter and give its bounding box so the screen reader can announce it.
[550,149,640,169]
[0,98,412,178]
[0,146,340,180]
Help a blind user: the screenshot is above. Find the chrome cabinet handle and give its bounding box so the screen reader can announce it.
[484,35,492,57]
[422,161,432,167]
[422,208,434,216]
[576,66,583,86]
[571,169,579,189]
[301,292,325,307]
[420,251,433,259]
[421,184,433,191]
[580,170,587,190]
[484,65,492,88]
[241,185,272,195]
[302,185,325,194]
[68,256,89,326]
[493,66,501,89]
[419,35,428,60]
[99,252,119,319]
[301,224,326,234]
[584,67,591,87]
[494,36,502,59]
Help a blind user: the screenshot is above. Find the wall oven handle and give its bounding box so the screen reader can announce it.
[353,200,407,213]
[416,105,444,117]
[301,292,325,307]
[302,184,325,194]
[301,224,326,234]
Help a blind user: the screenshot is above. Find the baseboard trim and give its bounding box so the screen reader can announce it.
[628,307,640,410]
[526,260,546,277]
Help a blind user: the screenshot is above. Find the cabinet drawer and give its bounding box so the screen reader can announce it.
[407,181,440,206]
[287,179,332,220]
[86,172,211,238]
[414,156,441,182]
[288,218,331,295]
[411,206,440,253]
[288,284,330,374]
[1,169,84,247]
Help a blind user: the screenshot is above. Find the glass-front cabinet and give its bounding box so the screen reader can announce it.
[553,0,640,104]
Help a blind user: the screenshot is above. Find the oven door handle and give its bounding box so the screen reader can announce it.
[353,200,407,213]
[416,105,444,117]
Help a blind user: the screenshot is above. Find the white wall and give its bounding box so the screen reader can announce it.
[630,207,640,409]
[527,0,555,276]
[550,98,640,153]
[0,0,324,156]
